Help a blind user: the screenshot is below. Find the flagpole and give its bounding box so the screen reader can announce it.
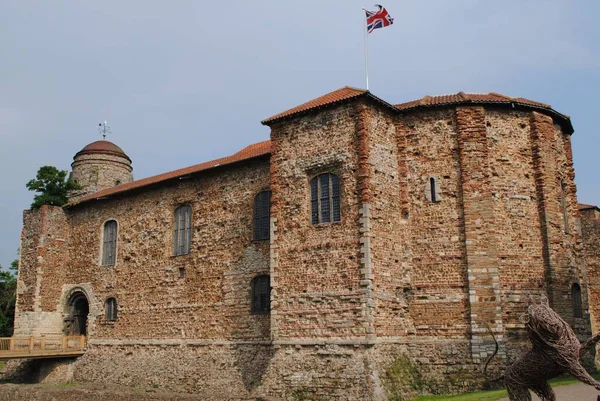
[362,9,369,91]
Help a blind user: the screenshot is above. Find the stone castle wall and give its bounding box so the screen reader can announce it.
[269,103,366,340]
[582,208,600,341]
[11,98,593,400]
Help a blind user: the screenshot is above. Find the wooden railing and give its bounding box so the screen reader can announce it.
[0,335,86,358]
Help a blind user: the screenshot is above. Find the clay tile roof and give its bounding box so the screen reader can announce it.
[395,91,572,134]
[395,92,551,110]
[75,140,131,162]
[261,86,397,125]
[67,140,271,207]
[579,203,599,211]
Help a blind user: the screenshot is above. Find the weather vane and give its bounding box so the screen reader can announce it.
[98,121,111,140]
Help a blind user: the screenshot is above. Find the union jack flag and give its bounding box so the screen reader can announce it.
[365,4,394,34]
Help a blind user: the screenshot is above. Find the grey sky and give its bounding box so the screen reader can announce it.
[1,0,598,270]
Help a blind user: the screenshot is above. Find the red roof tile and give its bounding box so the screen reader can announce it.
[579,203,599,211]
[68,140,271,207]
[395,91,572,133]
[75,140,132,162]
[395,92,550,110]
[262,86,366,124]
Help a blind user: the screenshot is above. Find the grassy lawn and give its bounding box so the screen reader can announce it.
[412,373,600,401]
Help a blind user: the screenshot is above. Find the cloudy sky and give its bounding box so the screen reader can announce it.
[1,0,598,270]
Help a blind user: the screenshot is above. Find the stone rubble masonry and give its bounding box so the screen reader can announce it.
[456,106,503,363]
[11,94,593,400]
[70,152,134,201]
[582,207,600,360]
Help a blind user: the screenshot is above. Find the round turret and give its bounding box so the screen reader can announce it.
[69,140,133,200]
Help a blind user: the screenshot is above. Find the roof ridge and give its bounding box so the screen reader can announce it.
[69,140,271,207]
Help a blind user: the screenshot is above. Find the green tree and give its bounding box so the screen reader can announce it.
[0,260,17,337]
[26,165,80,209]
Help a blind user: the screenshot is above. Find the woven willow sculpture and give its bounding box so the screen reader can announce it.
[486,299,600,401]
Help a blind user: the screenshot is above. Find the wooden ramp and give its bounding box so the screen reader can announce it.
[0,335,86,359]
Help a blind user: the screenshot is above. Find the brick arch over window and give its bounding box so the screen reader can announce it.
[173,205,192,256]
[572,283,583,318]
[101,220,117,266]
[310,173,341,224]
[105,297,118,321]
[253,190,271,241]
[251,275,270,314]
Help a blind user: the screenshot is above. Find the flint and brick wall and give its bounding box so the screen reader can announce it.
[269,104,365,340]
[583,208,600,337]
[13,98,593,399]
[70,153,134,200]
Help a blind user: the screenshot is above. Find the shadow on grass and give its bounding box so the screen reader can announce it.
[412,372,600,401]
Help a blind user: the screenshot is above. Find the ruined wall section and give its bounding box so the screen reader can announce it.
[401,109,469,339]
[582,208,600,335]
[14,205,69,336]
[269,104,365,340]
[64,158,271,341]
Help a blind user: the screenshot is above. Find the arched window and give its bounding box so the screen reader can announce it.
[173,205,192,256]
[102,220,117,266]
[253,190,271,241]
[251,275,270,314]
[310,173,341,224]
[105,297,118,321]
[572,283,583,318]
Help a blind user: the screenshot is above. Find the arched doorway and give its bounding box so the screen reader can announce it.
[66,292,89,335]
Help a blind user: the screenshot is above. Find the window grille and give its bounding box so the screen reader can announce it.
[253,190,271,241]
[251,275,270,314]
[572,283,583,318]
[310,173,341,224]
[173,205,192,256]
[105,297,118,321]
[102,220,117,266]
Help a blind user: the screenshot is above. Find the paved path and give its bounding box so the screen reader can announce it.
[497,381,600,400]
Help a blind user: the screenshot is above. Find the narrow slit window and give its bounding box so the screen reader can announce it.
[253,190,271,241]
[430,177,437,202]
[105,297,118,321]
[310,173,341,224]
[572,283,583,318]
[251,275,270,314]
[561,180,569,234]
[173,205,192,256]
[102,220,117,266]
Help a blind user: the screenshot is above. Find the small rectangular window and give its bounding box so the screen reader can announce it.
[173,205,192,255]
[102,220,117,266]
[253,191,271,241]
[311,173,341,224]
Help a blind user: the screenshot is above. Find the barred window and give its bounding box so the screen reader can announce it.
[105,297,118,321]
[253,190,271,241]
[102,220,117,266]
[572,283,583,318]
[251,275,270,314]
[310,173,341,224]
[173,205,192,256]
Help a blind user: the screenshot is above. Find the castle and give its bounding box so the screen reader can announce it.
[10,86,600,399]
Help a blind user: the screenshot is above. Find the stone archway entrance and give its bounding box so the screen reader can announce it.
[65,291,89,335]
